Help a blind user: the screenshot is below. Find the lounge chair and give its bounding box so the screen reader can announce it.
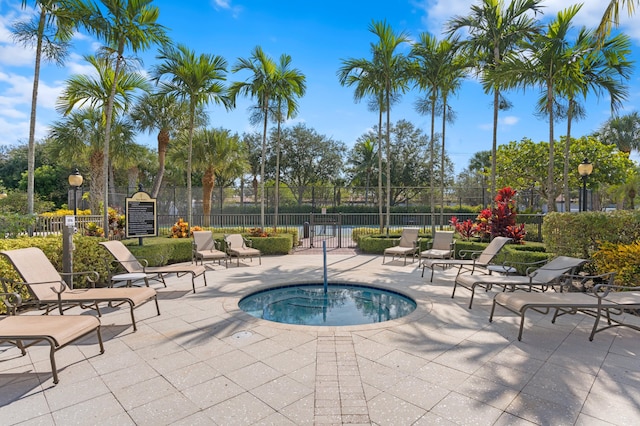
[100,240,207,293]
[453,256,588,309]
[383,228,420,265]
[421,236,511,281]
[0,291,104,384]
[224,234,261,266]
[419,231,455,274]
[0,247,158,332]
[489,273,640,341]
[193,231,228,268]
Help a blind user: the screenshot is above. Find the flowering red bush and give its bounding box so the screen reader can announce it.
[451,187,526,243]
[450,217,478,240]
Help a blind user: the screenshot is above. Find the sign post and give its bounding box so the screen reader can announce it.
[62,215,75,287]
[125,191,157,245]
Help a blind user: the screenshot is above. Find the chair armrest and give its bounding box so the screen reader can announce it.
[243,237,253,248]
[458,249,482,260]
[0,291,23,313]
[593,279,636,298]
[59,271,100,288]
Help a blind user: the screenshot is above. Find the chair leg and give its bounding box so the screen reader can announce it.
[45,337,59,384]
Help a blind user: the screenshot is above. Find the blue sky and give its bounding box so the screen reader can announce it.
[0,0,638,174]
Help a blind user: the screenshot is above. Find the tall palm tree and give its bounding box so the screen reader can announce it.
[56,54,150,211]
[153,43,228,230]
[495,5,583,212]
[410,33,465,232]
[228,46,275,230]
[13,0,74,215]
[129,92,207,198]
[338,55,387,232]
[270,54,306,231]
[447,0,542,206]
[369,21,410,232]
[65,0,168,233]
[559,29,632,211]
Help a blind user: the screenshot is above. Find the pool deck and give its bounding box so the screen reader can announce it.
[1,252,639,425]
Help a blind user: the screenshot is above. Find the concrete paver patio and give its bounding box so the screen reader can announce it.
[1,252,639,425]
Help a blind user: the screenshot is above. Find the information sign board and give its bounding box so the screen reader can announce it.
[125,191,157,238]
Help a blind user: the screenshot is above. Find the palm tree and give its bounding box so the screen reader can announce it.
[153,43,229,230]
[559,29,632,212]
[599,112,640,154]
[597,0,639,43]
[447,0,542,206]
[229,46,304,231]
[347,138,377,205]
[48,108,136,215]
[369,21,411,232]
[496,5,583,212]
[410,33,465,232]
[270,54,306,231]
[56,54,150,212]
[130,92,207,198]
[242,132,262,206]
[181,128,244,226]
[338,55,387,232]
[12,0,74,215]
[65,0,168,233]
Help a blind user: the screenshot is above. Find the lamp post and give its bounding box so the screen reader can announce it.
[68,168,83,216]
[577,158,593,212]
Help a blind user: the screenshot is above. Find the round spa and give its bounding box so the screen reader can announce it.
[238,283,416,326]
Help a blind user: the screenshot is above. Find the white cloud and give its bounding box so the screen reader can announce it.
[211,0,243,18]
[502,116,519,126]
[413,0,640,42]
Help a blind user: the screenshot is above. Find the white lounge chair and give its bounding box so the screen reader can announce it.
[0,290,104,384]
[224,234,261,266]
[193,231,228,267]
[454,256,588,309]
[383,228,420,265]
[0,248,159,332]
[421,236,511,281]
[100,240,207,293]
[489,273,640,341]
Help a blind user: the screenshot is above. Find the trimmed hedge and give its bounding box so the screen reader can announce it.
[125,237,192,265]
[542,211,640,259]
[244,234,293,255]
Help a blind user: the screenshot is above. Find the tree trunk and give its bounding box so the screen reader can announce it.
[27,8,46,216]
[563,100,573,213]
[102,42,125,236]
[491,89,499,209]
[260,98,269,230]
[377,106,384,233]
[202,168,215,227]
[547,79,555,212]
[429,97,436,235]
[89,150,104,217]
[385,86,391,234]
[151,128,170,198]
[440,95,447,229]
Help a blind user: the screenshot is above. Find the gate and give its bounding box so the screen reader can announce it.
[300,213,356,249]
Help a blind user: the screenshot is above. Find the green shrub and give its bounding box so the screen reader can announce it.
[542,211,640,258]
[124,237,192,265]
[245,234,293,255]
[591,241,640,286]
[0,235,110,312]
